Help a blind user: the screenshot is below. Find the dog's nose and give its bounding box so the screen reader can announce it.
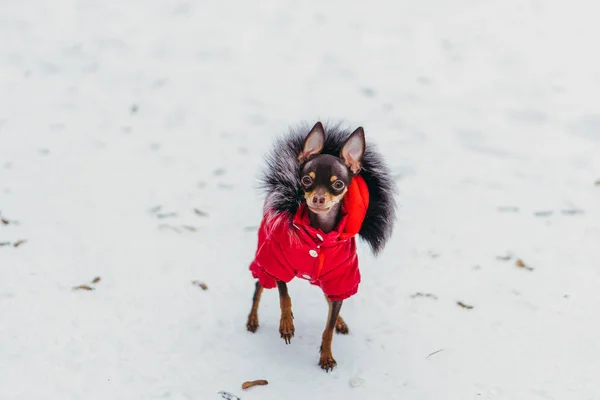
[313,195,326,206]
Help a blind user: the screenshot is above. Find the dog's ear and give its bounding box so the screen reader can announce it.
[340,127,366,174]
[298,122,325,164]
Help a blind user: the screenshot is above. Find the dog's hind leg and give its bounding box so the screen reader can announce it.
[277,280,295,344]
[319,300,343,371]
[246,281,263,332]
[324,294,349,334]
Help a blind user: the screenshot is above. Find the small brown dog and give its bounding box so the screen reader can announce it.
[246,122,395,371]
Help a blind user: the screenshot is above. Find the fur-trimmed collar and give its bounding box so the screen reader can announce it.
[258,122,397,255]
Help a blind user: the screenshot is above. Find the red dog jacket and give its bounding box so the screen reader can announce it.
[249,176,370,301]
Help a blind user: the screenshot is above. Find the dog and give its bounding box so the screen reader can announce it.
[246,122,395,371]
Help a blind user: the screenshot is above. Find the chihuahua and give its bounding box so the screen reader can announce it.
[246,122,369,371]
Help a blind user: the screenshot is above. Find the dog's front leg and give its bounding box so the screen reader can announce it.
[246,281,263,332]
[324,294,349,334]
[277,280,294,344]
[319,299,342,371]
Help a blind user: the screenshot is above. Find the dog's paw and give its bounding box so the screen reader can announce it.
[279,315,295,344]
[318,353,337,372]
[246,314,259,333]
[335,318,349,334]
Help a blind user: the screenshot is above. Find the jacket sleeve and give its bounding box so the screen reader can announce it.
[319,251,361,301]
[249,215,296,287]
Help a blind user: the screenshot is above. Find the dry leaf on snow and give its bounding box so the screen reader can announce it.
[73,285,94,291]
[457,301,474,309]
[515,259,534,271]
[242,380,269,390]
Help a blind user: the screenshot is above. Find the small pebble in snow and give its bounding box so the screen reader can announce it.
[218,391,241,400]
[561,209,584,215]
[411,292,438,300]
[192,281,208,290]
[149,205,162,214]
[13,239,27,247]
[349,376,365,388]
[595,179,600,186]
[427,250,440,258]
[156,212,177,219]
[193,208,209,217]
[361,87,375,97]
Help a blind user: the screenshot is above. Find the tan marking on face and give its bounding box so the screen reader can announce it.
[330,175,338,182]
[327,188,347,205]
[304,189,316,203]
[309,172,315,179]
[323,191,335,203]
[305,187,348,212]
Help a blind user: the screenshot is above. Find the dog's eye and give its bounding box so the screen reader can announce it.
[301,175,313,186]
[332,180,345,190]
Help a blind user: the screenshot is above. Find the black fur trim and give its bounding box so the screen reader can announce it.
[258,122,396,255]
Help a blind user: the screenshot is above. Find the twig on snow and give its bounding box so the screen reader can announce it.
[426,349,444,359]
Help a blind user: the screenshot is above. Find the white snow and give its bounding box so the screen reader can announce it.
[1,0,600,399]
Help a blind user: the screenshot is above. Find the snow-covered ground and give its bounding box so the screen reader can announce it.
[1,0,600,398]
